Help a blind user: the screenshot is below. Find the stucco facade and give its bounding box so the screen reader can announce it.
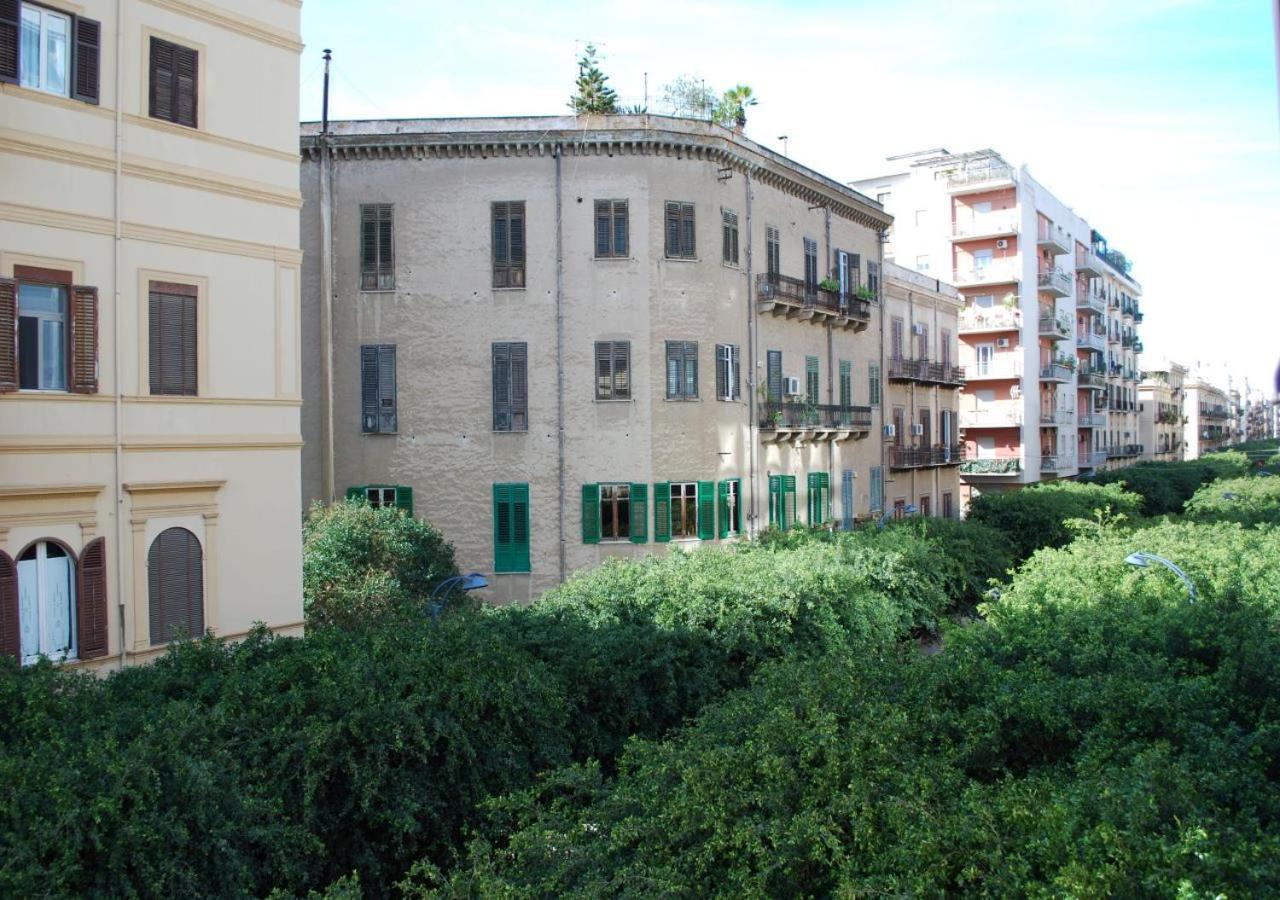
[882,262,965,519]
[1184,379,1231,458]
[0,0,303,670]
[1138,361,1187,462]
[300,116,893,601]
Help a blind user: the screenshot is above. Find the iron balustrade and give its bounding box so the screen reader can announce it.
[890,444,968,469]
[758,401,872,432]
[755,272,871,321]
[886,357,966,385]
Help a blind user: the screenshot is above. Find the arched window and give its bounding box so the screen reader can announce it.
[148,527,204,644]
[17,541,76,664]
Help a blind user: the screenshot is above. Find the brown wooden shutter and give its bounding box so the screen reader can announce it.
[149,528,203,644]
[0,548,17,661]
[148,286,197,396]
[0,278,15,393]
[0,0,17,85]
[149,37,173,121]
[70,285,99,393]
[175,45,198,127]
[76,537,109,659]
[72,16,101,104]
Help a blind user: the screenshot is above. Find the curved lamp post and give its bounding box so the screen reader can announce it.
[427,572,489,621]
[1124,552,1197,603]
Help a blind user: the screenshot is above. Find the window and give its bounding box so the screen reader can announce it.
[876,191,891,205]
[942,492,954,520]
[3,270,97,394]
[916,254,931,272]
[665,340,698,399]
[839,360,852,408]
[765,225,781,276]
[803,237,818,294]
[149,281,197,395]
[805,355,819,404]
[360,344,396,434]
[670,482,699,539]
[594,340,630,400]
[595,199,628,258]
[915,209,927,226]
[718,479,740,538]
[868,260,880,297]
[919,495,931,518]
[5,3,98,103]
[869,466,884,514]
[973,293,995,309]
[941,329,952,368]
[767,349,783,402]
[869,362,881,407]
[492,201,526,288]
[664,201,696,259]
[148,527,203,645]
[972,248,993,272]
[581,482,648,544]
[493,483,530,573]
[346,484,413,514]
[360,204,394,290]
[892,407,905,447]
[715,343,740,401]
[721,209,739,265]
[768,474,797,530]
[919,408,932,446]
[917,327,929,362]
[492,341,528,431]
[893,498,907,520]
[148,36,197,128]
[807,471,830,525]
[890,317,904,360]
[16,540,74,663]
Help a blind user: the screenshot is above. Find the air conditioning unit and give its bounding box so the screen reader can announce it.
[995,239,1009,249]
[911,323,926,335]
[996,337,1011,348]
[783,376,802,397]
[911,424,925,436]
[882,424,896,440]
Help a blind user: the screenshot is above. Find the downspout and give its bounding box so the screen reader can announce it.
[113,0,126,669]
[318,76,335,502]
[877,228,887,518]
[745,170,757,533]
[554,145,565,581]
[824,208,834,501]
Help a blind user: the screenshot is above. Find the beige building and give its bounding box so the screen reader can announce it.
[300,116,895,600]
[0,0,304,669]
[1184,378,1231,458]
[882,262,965,519]
[1138,361,1187,462]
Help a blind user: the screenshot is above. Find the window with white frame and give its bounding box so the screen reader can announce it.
[18,3,71,97]
[17,540,75,664]
[18,281,67,391]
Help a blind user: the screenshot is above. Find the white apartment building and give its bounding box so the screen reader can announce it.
[852,149,1145,498]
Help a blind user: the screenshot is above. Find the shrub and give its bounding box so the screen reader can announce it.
[880,516,1014,608]
[1084,453,1250,517]
[965,481,1143,563]
[1183,475,1280,527]
[302,500,456,628]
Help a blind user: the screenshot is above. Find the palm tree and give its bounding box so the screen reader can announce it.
[717,84,758,129]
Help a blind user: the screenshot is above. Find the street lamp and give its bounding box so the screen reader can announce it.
[427,572,489,621]
[1123,552,1197,603]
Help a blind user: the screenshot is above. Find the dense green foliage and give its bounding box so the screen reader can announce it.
[1184,475,1280,526]
[302,500,456,628]
[420,522,1280,897]
[1083,451,1250,516]
[965,481,1143,562]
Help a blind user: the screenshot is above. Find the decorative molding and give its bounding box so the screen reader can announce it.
[0,436,302,453]
[0,393,301,406]
[137,0,304,52]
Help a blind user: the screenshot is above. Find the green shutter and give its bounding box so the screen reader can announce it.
[783,475,797,530]
[697,481,715,540]
[769,475,781,529]
[581,483,600,544]
[345,486,364,503]
[653,482,671,543]
[511,483,530,572]
[717,480,730,539]
[808,472,820,524]
[630,483,648,543]
[494,483,530,573]
[493,483,512,573]
[395,485,414,516]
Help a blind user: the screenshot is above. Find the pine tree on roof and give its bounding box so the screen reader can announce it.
[568,44,619,115]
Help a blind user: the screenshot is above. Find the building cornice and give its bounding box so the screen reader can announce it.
[299,116,893,231]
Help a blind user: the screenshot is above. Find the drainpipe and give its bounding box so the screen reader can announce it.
[877,228,887,517]
[824,208,834,495]
[113,0,126,669]
[745,170,757,533]
[554,145,565,581]
[318,74,336,503]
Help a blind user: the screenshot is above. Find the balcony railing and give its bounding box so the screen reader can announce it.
[954,259,1021,286]
[1077,412,1104,428]
[960,305,1021,332]
[1075,289,1106,314]
[1076,328,1106,351]
[887,357,965,386]
[1036,269,1072,297]
[960,456,1022,475]
[1039,407,1075,425]
[951,213,1020,239]
[946,163,1016,188]
[1036,224,1071,256]
[755,273,871,330]
[960,406,1023,428]
[1039,362,1074,382]
[1075,249,1104,276]
[1077,369,1107,390]
[758,401,872,440]
[1037,312,1071,340]
[967,357,1023,380]
[890,444,968,469]
[1040,455,1060,472]
[1078,450,1108,468]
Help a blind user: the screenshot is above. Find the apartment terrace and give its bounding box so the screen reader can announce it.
[1107,443,1143,459]
[1075,249,1105,277]
[1037,269,1072,297]
[1077,411,1105,428]
[951,212,1019,240]
[1039,360,1074,383]
[959,455,1022,476]
[1077,324,1106,352]
[945,162,1016,192]
[889,445,968,470]
[1076,287,1106,314]
[755,273,871,331]
[1039,455,1073,473]
[1039,406,1075,426]
[886,357,966,386]
[967,356,1023,381]
[954,258,1021,287]
[959,305,1021,334]
[960,405,1023,428]
[1077,368,1107,390]
[1078,450,1108,468]
[758,401,872,442]
[1038,310,1072,341]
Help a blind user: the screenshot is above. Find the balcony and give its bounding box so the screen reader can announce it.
[1036,269,1072,297]
[960,305,1021,334]
[1078,450,1108,468]
[1039,361,1074,383]
[966,357,1023,381]
[1122,334,1136,348]
[1037,312,1071,341]
[960,406,1023,429]
[1077,412,1103,428]
[890,444,968,470]
[954,258,1021,287]
[951,212,1019,241]
[1076,327,1106,352]
[1039,407,1075,426]
[1036,223,1071,256]
[1107,443,1143,459]
[755,273,871,331]
[1075,249,1104,277]
[1134,311,1144,324]
[960,456,1022,475]
[945,163,1016,192]
[887,357,966,386]
[1039,455,1062,473]
[1076,289,1106,315]
[1133,341,1144,353]
[1077,368,1106,391]
[759,401,873,442]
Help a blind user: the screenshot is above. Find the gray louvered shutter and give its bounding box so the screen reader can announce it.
[595,201,610,256]
[492,342,511,431]
[767,350,782,402]
[175,44,197,127]
[730,345,740,400]
[149,37,173,121]
[684,341,698,397]
[614,341,630,400]
[613,201,628,256]
[511,342,527,430]
[665,202,679,256]
[360,345,379,432]
[665,342,679,398]
[377,345,397,432]
[0,0,17,85]
[715,344,728,400]
[72,16,101,104]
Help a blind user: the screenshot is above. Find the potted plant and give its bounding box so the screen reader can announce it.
[818,277,840,293]
[854,285,876,302]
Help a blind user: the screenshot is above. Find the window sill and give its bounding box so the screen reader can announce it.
[361,432,398,436]
[593,255,635,262]
[359,288,396,294]
[664,397,701,402]
[595,398,634,404]
[662,256,699,263]
[492,570,531,576]
[15,388,71,394]
[722,261,740,270]
[492,286,527,292]
[492,429,529,434]
[148,114,199,131]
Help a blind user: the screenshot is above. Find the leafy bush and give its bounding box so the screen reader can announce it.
[1183,475,1280,527]
[965,481,1143,562]
[1084,452,1250,516]
[881,516,1014,607]
[425,522,1280,896]
[302,500,456,628]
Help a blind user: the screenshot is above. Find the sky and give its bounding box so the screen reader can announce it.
[298,0,1280,397]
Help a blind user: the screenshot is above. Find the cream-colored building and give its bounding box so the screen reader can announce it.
[299,116,894,601]
[882,262,965,518]
[1184,378,1231,458]
[0,0,304,669]
[1138,361,1187,462]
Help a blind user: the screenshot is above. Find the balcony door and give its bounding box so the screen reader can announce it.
[975,343,994,376]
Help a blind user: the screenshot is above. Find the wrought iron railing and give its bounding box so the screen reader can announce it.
[755,272,871,321]
[890,445,968,469]
[758,401,873,431]
[960,457,1022,474]
[886,357,965,385]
